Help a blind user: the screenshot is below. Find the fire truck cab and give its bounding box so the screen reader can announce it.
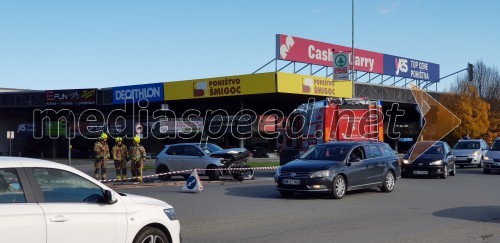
[278,97,384,164]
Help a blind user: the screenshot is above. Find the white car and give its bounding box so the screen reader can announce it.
[0,157,180,243]
[482,138,500,174]
[452,139,489,168]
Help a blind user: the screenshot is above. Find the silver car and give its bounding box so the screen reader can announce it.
[155,143,251,181]
[452,139,489,168]
[482,138,500,174]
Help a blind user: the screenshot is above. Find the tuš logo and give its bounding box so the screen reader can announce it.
[193,82,207,97]
[302,78,313,93]
[395,58,408,75]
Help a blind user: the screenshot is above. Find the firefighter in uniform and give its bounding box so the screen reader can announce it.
[129,136,146,182]
[93,133,110,180]
[112,137,128,181]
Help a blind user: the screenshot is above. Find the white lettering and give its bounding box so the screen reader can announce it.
[354,56,375,72]
[308,45,315,59]
[308,45,335,62]
[395,58,408,75]
[115,87,161,101]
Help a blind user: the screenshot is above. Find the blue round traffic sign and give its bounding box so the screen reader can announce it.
[186,176,197,190]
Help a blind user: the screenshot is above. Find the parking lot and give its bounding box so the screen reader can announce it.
[99,165,500,243]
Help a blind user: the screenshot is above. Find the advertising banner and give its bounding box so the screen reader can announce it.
[383,54,440,82]
[46,89,96,106]
[17,123,35,135]
[277,72,353,98]
[164,72,276,100]
[44,121,66,136]
[112,83,164,104]
[277,34,384,73]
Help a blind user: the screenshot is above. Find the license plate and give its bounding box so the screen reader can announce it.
[456,157,467,161]
[282,179,300,185]
[413,170,428,175]
[495,162,500,166]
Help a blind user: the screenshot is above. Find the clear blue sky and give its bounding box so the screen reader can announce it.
[0,0,498,91]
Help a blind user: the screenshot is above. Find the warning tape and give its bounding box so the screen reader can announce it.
[99,166,279,183]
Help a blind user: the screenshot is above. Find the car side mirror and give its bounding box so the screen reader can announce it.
[104,190,117,204]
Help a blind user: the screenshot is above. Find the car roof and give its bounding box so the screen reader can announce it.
[165,142,215,147]
[0,157,75,170]
[457,139,482,142]
[323,140,386,146]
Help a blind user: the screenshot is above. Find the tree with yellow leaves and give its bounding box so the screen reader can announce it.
[440,82,490,143]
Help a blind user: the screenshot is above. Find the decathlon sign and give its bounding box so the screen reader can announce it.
[113,83,164,104]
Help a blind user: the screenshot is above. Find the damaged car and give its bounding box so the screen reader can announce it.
[155,143,253,181]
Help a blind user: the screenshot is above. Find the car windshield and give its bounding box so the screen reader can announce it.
[199,143,224,154]
[299,145,350,161]
[424,145,443,154]
[454,141,480,150]
[490,140,500,151]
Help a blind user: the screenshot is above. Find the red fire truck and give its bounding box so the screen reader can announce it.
[278,97,384,164]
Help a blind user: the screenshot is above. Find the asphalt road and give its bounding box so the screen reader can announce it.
[105,167,500,243]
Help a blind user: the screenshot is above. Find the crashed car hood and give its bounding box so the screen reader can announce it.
[210,148,250,160]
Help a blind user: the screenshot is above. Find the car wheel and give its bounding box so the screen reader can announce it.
[206,165,220,181]
[450,163,456,176]
[157,165,171,181]
[440,165,448,179]
[380,171,395,192]
[279,190,294,197]
[483,168,491,174]
[232,174,244,182]
[133,226,169,243]
[332,175,346,199]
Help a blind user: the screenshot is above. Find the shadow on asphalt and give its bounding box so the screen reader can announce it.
[224,185,381,200]
[456,168,500,175]
[433,206,500,223]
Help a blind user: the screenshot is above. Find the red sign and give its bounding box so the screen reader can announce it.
[277,34,384,74]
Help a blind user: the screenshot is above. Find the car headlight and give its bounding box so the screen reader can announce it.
[164,208,176,220]
[483,156,491,161]
[275,166,282,177]
[473,151,479,156]
[429,160,443,165]
[310,170,330,178]
[402,159,410,164]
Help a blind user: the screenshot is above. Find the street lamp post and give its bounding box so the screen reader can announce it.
[352,0,355,98]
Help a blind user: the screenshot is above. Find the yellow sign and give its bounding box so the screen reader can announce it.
[277,72,353,98]
[164,73,276,100]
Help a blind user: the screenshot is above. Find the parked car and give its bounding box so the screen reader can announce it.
[275,141,400,199]
[482,137,500,174]
[245,145,270,158]
[146,152,157,159]
[155,143,251,181]
[0,157,181,243]
[401,141,456,179]
[452,139,489,168]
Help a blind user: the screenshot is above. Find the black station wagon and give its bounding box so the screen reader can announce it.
[275,141,401,199]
